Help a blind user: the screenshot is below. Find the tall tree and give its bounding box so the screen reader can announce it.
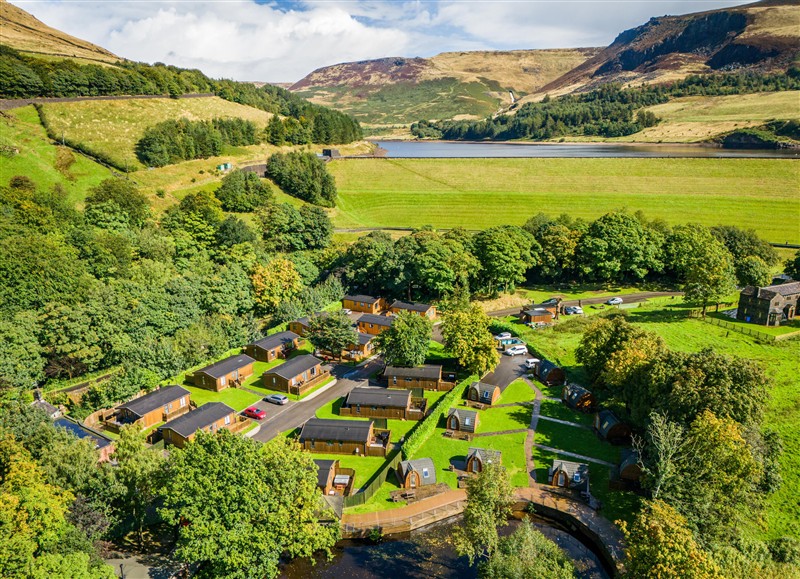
[479,518,574,579]
[306,311,357,361]
[683,238,737,317]
[784,250,800,280]
[214,170,272,213]
[251,258,302,315]
[374,311,432,367]
[472,226,538,294]
[84,178,151,230]
[736,255,772,288]
[441,304,499,376]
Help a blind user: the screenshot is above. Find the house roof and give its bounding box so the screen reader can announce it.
[448,407,478,423]
[399,458,436,485]
[358,313,394,326]
[31,399,59,417]
[54,417,112,449]
[390,300,433,313]
[742,281,800,300]
[346,387,411,408]
[549,460,588,479]
[117,385,190,418]
[384,365,442,379]
[344,294,380,304]
[596,409,622,437]
[354,332,374,346]
[469,382,499,398]
[248,331,300,352]
[467,447,501,465]
[562,383,593,407]
[313,459,338,488]
[538,359,560,380]
[196,354,255,379]
[293,311,329,327]
[299,418,374,444]
[159,402,235,438]
[264,355,322,380]
[522,308,554,318]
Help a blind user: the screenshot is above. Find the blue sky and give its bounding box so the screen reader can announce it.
[13,1,755,82]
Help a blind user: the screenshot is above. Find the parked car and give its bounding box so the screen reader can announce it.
[504,345,528,356]
[607,297,624,305]
[564,306,576,315]
[496,332,512,340]
[265,394,289,405]
[524,358,539,369]
[571,306,584,315]
[243,406,266,420]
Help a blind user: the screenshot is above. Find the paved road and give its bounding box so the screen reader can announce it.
[481,353,527,391]
[251,358,384,443]
[489,290,683,318]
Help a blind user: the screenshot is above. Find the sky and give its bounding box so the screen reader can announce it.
[12,0,756,82]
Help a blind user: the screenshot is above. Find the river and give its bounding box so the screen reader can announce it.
[372,140,800,159]
[279,516,611,579]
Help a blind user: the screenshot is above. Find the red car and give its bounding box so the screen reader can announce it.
[243,406,266,420]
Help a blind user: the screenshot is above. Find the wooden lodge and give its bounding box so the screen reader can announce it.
[447,408,479,433]
[534,359,566,386]
[262,355,327,396]
[594,410,631,444]
[562,383,596,412]
[54,417,115,462]
[737,280,799,326]
[159,402,237,449]
[298,418,391,457]
[467,382,500,406]
[519,306,556,325]
[548,460,589,491]
[191,354,255,392]
[343,295,385,315]
[314,459,355,496]
[389,300,436,319]
[357,313,394,335]
[288,312,328,337]
[396,458,436,489]
[466,447,501,473]
[340,387,427,420]
[344,332,376,362]
[111,385,191,431]
[384,364,456,392]
[244,331,300,362]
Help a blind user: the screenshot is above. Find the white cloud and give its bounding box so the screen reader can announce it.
[11,0,755,81]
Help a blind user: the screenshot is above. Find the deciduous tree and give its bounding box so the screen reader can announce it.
[441,304,499,376]
[251,259,302,314]
[374,311,432,367]
[479,518,574,579]
[307,311,357,361]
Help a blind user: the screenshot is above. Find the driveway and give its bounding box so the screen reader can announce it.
[482,353,527,391]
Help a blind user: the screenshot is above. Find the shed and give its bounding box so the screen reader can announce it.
[191,354,255,392]
[244,331,300,362]
[519,307,555,325]
[31,398,61,419]
[561,383,596,412]
[447,407,479,433]
[536,359,566,386]
[467,382,501,405]
[594,410,631,444]
[466,447,501,473]
[548,460,589,491]
[397,458,436,489]
[618,449,642,482]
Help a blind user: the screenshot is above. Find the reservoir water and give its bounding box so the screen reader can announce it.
[373,140,800,159]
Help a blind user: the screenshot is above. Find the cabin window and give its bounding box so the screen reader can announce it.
[224,415,231,425]
[371,406,377,411]
[405,377,412,382]
[301,372,307,381]
[327,441,333,447]
[356,405,361,413]
[163,405,169,413]
[233,370,239,380]
[602,420,611,430]
[310,367,316,376]
[164,430,171,440]
[558,472,566,486]
[180,397,186,407]
[339,442,343,448]
[422,468,429,478]
[465,417,471,426]
[220,376,227,386]
[272,377,276,384]
[573,472,582,483]
[291,377,296,385]
[392,377,397,385]
[482,391,490,400]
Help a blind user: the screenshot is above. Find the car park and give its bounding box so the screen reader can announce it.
[504,345,528,356]
[265,394,289,405]
[243,406,266,420]
[607,297,623,305]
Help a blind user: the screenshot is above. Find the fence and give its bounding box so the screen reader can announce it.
[341,494,467,537]
[342,449,403,508]
[687,310,794,342]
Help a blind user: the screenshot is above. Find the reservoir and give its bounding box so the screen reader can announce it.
[372,140,800,159]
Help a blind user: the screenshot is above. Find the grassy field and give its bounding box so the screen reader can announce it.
[329,158,800,243]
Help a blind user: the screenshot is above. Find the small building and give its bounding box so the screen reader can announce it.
[494,335,525,349]
[594,410,631,444]
[384,364,455,392]
[548,460,589,491]
[298,418,390,457]
[562,383,596,412]
[519,307,556,325]
[322,148,341,159]
[618,449,642,483]
[31,398,61,420]
[288,312,329,337]
[389,300,436,319]
[54,417,115,462]
[736,280,799,326]
[191,354,255,392]
[396,458,436,489]
[467,382,501,406]
[314,458,354,496]
[343,332,376,362]
[244,331,300,362]
[262,355,327,396]
[113,385,191,430]
[343,295,385,315]
[447,408,479,433]
[534,359,566,386]
[466,447,501,473]
[159,402,238,448]
[357,313,394,335]
[341,387,426,420]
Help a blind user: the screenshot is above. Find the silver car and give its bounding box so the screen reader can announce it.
[265,394,289,405]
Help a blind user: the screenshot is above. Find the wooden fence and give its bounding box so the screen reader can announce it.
[342,449,402,508]
[687,310,799,342]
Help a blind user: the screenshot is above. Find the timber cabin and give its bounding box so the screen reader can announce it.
[396,458,436,489]
[244,331,300,362]
[594,410,631,444]
[736,281,799,326]
[343,295,385,314]
[288,312,328,337]
[467,382,501,405]
[340,387,427,420]
[447,407,479,433]
[534,359,566,386]
[389,300,437,319]
[618,449,642,483]
[519,306,556,325]
[384,364,456,391]
[55,417,115,462]
[562,383,596,412]
[262,355,327,396]
[191,354,255,392]
[159,402,237,449]
[466,447,501,473]
[548,460,589,491]
[298,418,391,457]
[343,332,376,362]
[314,459,354,496]
[112,385,191,430]
[357,313,394,335]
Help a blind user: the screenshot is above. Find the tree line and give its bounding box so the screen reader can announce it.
[412,71,800,141]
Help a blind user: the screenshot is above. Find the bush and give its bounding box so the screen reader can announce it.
[265,152,337,206]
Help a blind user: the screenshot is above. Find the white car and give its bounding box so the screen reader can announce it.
[496,332,512,340]
[607,297,623,305]
[571,306,584,315]
[504,345,528,356]
[524,358,539,369]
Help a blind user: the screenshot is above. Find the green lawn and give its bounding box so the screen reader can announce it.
[497,379,536,405]
[183,386,261,412]
[705,311,800,338]
[473,403,531,433]
[308,453,389,490]
[534,419,621,465]
[344,478,407,515]
[426,340,450,362]
[329,158,799,243]
[538,399,594,428]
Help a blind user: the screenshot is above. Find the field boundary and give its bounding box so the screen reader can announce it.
[688,310,800,342]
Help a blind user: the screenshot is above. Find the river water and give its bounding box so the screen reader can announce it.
[372,140,800,159]
[279,516,611,579]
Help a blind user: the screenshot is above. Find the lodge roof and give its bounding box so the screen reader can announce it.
[265,355,322,380]
[314,459,338,488]
[195,354,255,379]
[54,417,112,450]
[346,387,411,409]
[299,418,374,444]
[384,365,442,379]
[159,403,235,438]
[344,295,380,304]
[448,407,478,423]
[469,382,499,398]
[596,409,623,438]
[358,313,394,326]
[248,331,300,352]
[562,383,593,408]
[741,281,800,300]
[467,447,501,465]
[538,359,560,380]
[117,385,191,418]
[390,300,433,313]
[398,458,436,485]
